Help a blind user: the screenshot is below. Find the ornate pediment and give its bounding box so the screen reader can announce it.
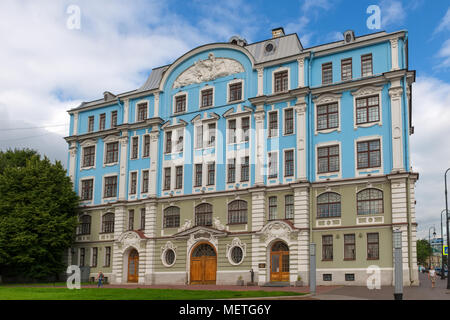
[257,221,298,245]
[117,231,146,252]
[173,53,244,88]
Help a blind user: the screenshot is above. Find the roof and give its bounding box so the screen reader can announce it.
[245,33,303,64]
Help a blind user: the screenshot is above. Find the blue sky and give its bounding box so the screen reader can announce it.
[0,0,449,240]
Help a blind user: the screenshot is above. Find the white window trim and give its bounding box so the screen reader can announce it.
[271,66,290,94]
[354,135,384,178]
[173,127,185,154]
[199,85,215,109]
[193,162,204,189]
[226,157,237,185]
[227,79,244,104]
[142,134,150,158]
[267,151,279,183]
[130,135,140,160]
[141,169,150,194]
[129,170,138,195]
[161,244,177,267]
[174,165,184,190]
[226,238,247,266]
[135,100,150,123]
[267,107,279,138]
[206,121,217,149]
[79,176,95,204]
[282,107,295,136]
[313,93,342,136]
[227,118,238,145]
[282,148,296,183]
[102,173,118,201]
[206,161,216,187]
[173,91,188,115]
[102,135,119,167]
[239,155,251,184]
[351,85,383,130]
[194,123,204,150]
[315,140,342,181]
[80,139,97,171]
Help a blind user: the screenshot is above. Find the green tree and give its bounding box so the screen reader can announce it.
[0,149,79,280]
[417,239,432,266]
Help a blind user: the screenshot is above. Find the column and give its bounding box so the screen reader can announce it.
[123,98,129,124]
[148,131,160,197]
[390,38,399,71]
[118,134,129,200]
[68,142,77,185]
[254,107,265,185]
[256,67,264,96]
[389,82,404,172]
[294,99,307,180]
[73,112,79,135]
[154,92,160,118]
[297,57,305,87]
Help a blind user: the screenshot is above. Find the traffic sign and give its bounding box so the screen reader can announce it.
[444,245,448,256]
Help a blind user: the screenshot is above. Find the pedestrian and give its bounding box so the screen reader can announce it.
[97,271,104,288]
[428,266,436,288]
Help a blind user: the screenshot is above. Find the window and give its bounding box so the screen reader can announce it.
[228,119,236,144]
[341,58,352,81]
[323,274,332,281]
[105,142,119,164]
[105,247,111,267]
[284,150,294,177]
[175,128,184,152]
[285,195,294,219]
[240,156,249,182]
[175,95,186,113]
[195,164,202,187]
[241,117,250,142]
[78,215,91,235]
[207,123,216,147]
[143,135,150,157]
[367,233,379,260]
[268,111,278,137]
[102,213,114,233]
[357,139,381,169]
[207,162,215,185]
[201,88,213,108]
[345,274,355,281]
[164,249,176,265]
[88,116,94,132]
[142,170,149,193]
[230,247,243,264]
[137,103,147,121]
[357,189,383,215]
[164,168,171,190]
[104,176,117,198]
[165,131,172,153]
[317,145,339,173]
[196,125,203,149]
[322,235,333,261]
[344,234,356,260]
[79,248,85,267]
[130,172,137,194]
[284,109,294,135]
[92,247,98,267]
[140,208,145,230]
[274,70,288,93]
[128,209,134,231]
[268,196,277,220]
[131,136,138,159]
[228,200,247,224]
[268,152,278,179]
[317,103,339,131]
[111,111,117,128]
[227,159,236,183]
[229,82,242,102]
[81,179,93,201]
[175,166,183,189]
[361,54,373,77]
[317,192,341,218]
[195,203,212,227]
[322,62,333,85]
[356,95,380,125]
[99,113,106,131]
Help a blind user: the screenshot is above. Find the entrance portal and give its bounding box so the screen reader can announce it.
[127,249,139,283]
[270,241,289,282]
[190,243,217,284]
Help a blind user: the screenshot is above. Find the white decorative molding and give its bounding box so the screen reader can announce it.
[186,230,219,252]
[351,85,384,130]
[313,93,342,135]
[178,219,192,232]
[226,237,247,265]
[161,241,177,267]
[173,53,244,88]
[117,231,146,253]
[315,218,342,228]
[258,221,298,246]
[213,217,225,231]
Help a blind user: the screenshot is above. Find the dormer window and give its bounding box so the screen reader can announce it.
[175,95,186,113]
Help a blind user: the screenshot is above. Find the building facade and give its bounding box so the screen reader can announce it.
[65,28,419,286]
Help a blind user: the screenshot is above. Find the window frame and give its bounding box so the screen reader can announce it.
[284,108,294,135]
[175,166,183,190]
[129,171,137,195]
[163,167,171,190]
[356,139,381,170]
[104,141,119,165]
[228,200,248,225]
[361,53,373,77]
[322,235,333,261]
[131,136,139,160]
[344,234,356,261]
[163,206,180,228]
[82,145,96,168]
[284,149,295,177]
[273,69,289,93]
[103,175,118,198]
[367,232,379,260]
[317,144,340,174]
[322,62,333,85]
[141,169,149,194]
[317,192,341,218]
[357,188,384,215]
[111,110,118,128]
[80,178,94,201]
[285,194,294,219]
[195,203,213,227]
[173,93,187,114]
[99,113,106,131]
[268,110,278,138]
[101,213,115,234]
[200,87,214,108]
[88,116,94,133]
[341,58,352,81]
[316,102,339,132]
[268,196,277,220]
[228,80,243,103]
[136,102,148,122]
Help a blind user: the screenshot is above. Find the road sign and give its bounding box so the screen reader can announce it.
[444,245,448,256]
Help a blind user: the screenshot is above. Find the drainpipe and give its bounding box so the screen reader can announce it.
[308,52,314,243]
[406,176,413,284]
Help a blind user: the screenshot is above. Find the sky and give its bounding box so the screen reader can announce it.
[0,0,449,241]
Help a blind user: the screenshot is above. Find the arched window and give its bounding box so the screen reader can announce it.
[357,189,383,215]
[195,203,213,227]
[317,192,341,218]
[78,215,91,235]
[102,213,115,233]
[164,206,180,228]
[228,200,247,225]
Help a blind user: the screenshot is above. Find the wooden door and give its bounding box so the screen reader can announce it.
[190,243,217,284]
[270,241,289,282]
[128,249,139,283]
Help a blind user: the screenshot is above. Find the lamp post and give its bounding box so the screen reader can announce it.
[445,168,450,289]
[429,226,436,268]
[441,209,447,279]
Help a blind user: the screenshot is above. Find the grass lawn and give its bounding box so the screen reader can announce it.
[0,286,307,300]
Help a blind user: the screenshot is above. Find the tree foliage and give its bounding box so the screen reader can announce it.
[416,239,432,266]
[0,149,79,280]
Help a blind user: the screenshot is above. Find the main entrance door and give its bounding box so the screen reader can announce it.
[127,249,139,283]
[190,243,217,284]
[270,241,289,282]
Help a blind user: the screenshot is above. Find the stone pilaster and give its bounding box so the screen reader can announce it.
[297,57,305,87]
[73,112,79,135]
[144,239,155,284]
[118,134,129,200]
[293,185,310,285]
[111,242,123,284]
[294,100,307,180]
[113,206,126,240]
[390,38,399,71]
[256,67,264,96]
[251,189,265,231]
[154,92,160,117]
[254,107,265,185]
[148,131,159,197]
[389,82,404,172]
[68,142,77,186]
[123,98,129,124]
[144,201,157,238]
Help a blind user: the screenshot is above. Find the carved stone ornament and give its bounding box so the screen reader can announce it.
[313,93,341,105]
[226,237,246,265]
[187,230,218,251]
[178,219,192,232]
[389,87,403,99]
[259,221,298,246]
[161,241,177,254]
[351,85,383,98]
[213,217,225,230]
[118,231,144,252]
[173,53,244,88]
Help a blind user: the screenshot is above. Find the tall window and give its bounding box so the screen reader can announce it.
[87,116,94,133]
[111,111,117,128]
[228,119,236,143]
[104,176,117,198]
[175,166,183,189]
[79,248,85,267]
[195,203,213,226]
[81,179,93,201]
[207,123,216,147]
[367,233,379,260]
[105,142,119,164]
[140,208,146,230]
[241,117,250,142]
[357,139,381,169]
[357,189,383,215]
[284,150,294,177]
[137,103,147,121]
[164,168,171,190]
[322,62,333,85]
[341,58,352,81]
[284,109,294,135]
[99,113,106,130]
[207,162,215,185]
[268,111,278,137]
[175,95,186,113]
[228,200,247,224]
[102,213,114,233]
[240,156,249,182]
[105,247,111,267]
[361,54,373,77]
[196,125,203,149]
[164,206,180,228]
[143,135,150,157]
[128,209,134,231]
[131,136,138,159]
[344,234,356,260]
[227,159,236,183]
[92,247,98,267]
[285,195,294,219]
[322,235,333,261]
[142,170,149,193]
[356,95,380,124]
[274,70,288,92]
[229,82,242,102]
[317,145,339,173]
[317,103,338,131]
[165,131,172,154]
[195,164,202,187]
[130,172,137,194]
[268,196,277,220]
[317,192,341,218]
[201,88,213,108]
[175,128,184,152]
[268,152,278,179]
[78,215,91,235]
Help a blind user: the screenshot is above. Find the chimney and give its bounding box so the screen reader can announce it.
[272,27,285,38]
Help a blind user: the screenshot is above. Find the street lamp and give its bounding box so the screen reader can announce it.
[441,209,447,279]
[445,168,450,289]
[429,226,436,268]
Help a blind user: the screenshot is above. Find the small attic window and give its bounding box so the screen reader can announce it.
[265,42,275,53]
[343,30,355,44]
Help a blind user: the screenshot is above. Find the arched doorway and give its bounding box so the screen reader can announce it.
[190,243,217,284]
[270,241,289,282]
[127,249,139,283]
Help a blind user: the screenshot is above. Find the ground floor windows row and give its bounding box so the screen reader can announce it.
[76,246,111,267]
[322,232,379,261]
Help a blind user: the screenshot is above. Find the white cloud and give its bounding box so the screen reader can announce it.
[435,7,450,34]
[379,0,406,28]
